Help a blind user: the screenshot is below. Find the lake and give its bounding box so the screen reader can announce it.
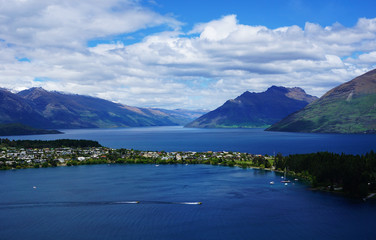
[5,126,376,155]
[1,164,375,240]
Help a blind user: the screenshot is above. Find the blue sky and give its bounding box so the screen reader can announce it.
[153,0,375,28]
[0,0,376,109]
[89,0,376,47]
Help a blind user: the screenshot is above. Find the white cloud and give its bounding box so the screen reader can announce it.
[192,15,239,41]
[0,0,180,49]
[0,4,375,110]
[346,51,376,69]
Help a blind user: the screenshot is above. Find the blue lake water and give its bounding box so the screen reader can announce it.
[1,164,375,240]
[2,126,376,239]
[5,126,376,155]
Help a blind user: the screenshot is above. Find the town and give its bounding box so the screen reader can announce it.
[0,144,274,170]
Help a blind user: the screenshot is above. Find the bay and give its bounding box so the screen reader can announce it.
[0,164,375,240]
[5,126,376,155]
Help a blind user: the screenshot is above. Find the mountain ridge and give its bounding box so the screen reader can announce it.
[0,87,206,129]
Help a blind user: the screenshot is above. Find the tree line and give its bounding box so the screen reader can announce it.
[275,151,376,197]
[0,138,102,148]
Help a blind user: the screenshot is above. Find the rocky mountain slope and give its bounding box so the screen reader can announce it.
[185,86,317,128]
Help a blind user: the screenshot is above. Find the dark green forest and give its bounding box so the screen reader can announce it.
[0,138,102,148]
[0,123,61,136]
[275,151,376,197]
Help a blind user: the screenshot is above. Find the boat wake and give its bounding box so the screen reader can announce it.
[114,201,202,205]
[113,201,140,204]
[0,200,202,209]
[173,202,202,205]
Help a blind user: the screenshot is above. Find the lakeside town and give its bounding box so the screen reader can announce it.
[0,145,274,170]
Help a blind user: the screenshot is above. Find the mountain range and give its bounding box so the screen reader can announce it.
[267,68,376,133]
[0,87,206,129]
[3,67,374,134]
[185,86,318,128]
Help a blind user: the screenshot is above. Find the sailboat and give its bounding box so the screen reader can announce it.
[281,168,291,183]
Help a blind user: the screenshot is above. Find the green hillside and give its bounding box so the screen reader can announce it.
[267,69,376,133]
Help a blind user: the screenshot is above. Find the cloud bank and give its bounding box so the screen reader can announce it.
[0,1,375,110]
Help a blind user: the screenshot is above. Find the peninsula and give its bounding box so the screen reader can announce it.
[1,138,375,198]
[0,123,62,136]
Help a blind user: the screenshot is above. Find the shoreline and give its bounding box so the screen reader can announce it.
[3,161,376,201]
[1,142,375,200]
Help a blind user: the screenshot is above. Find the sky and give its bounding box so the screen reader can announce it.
[1,0,376,110]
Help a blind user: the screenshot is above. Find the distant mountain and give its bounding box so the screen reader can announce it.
[153,108,208,126]
[0,88,52,129]
[0,87,206,129]
[0,123,62,136]
[266,69,376,133]
[185,86,317,128]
